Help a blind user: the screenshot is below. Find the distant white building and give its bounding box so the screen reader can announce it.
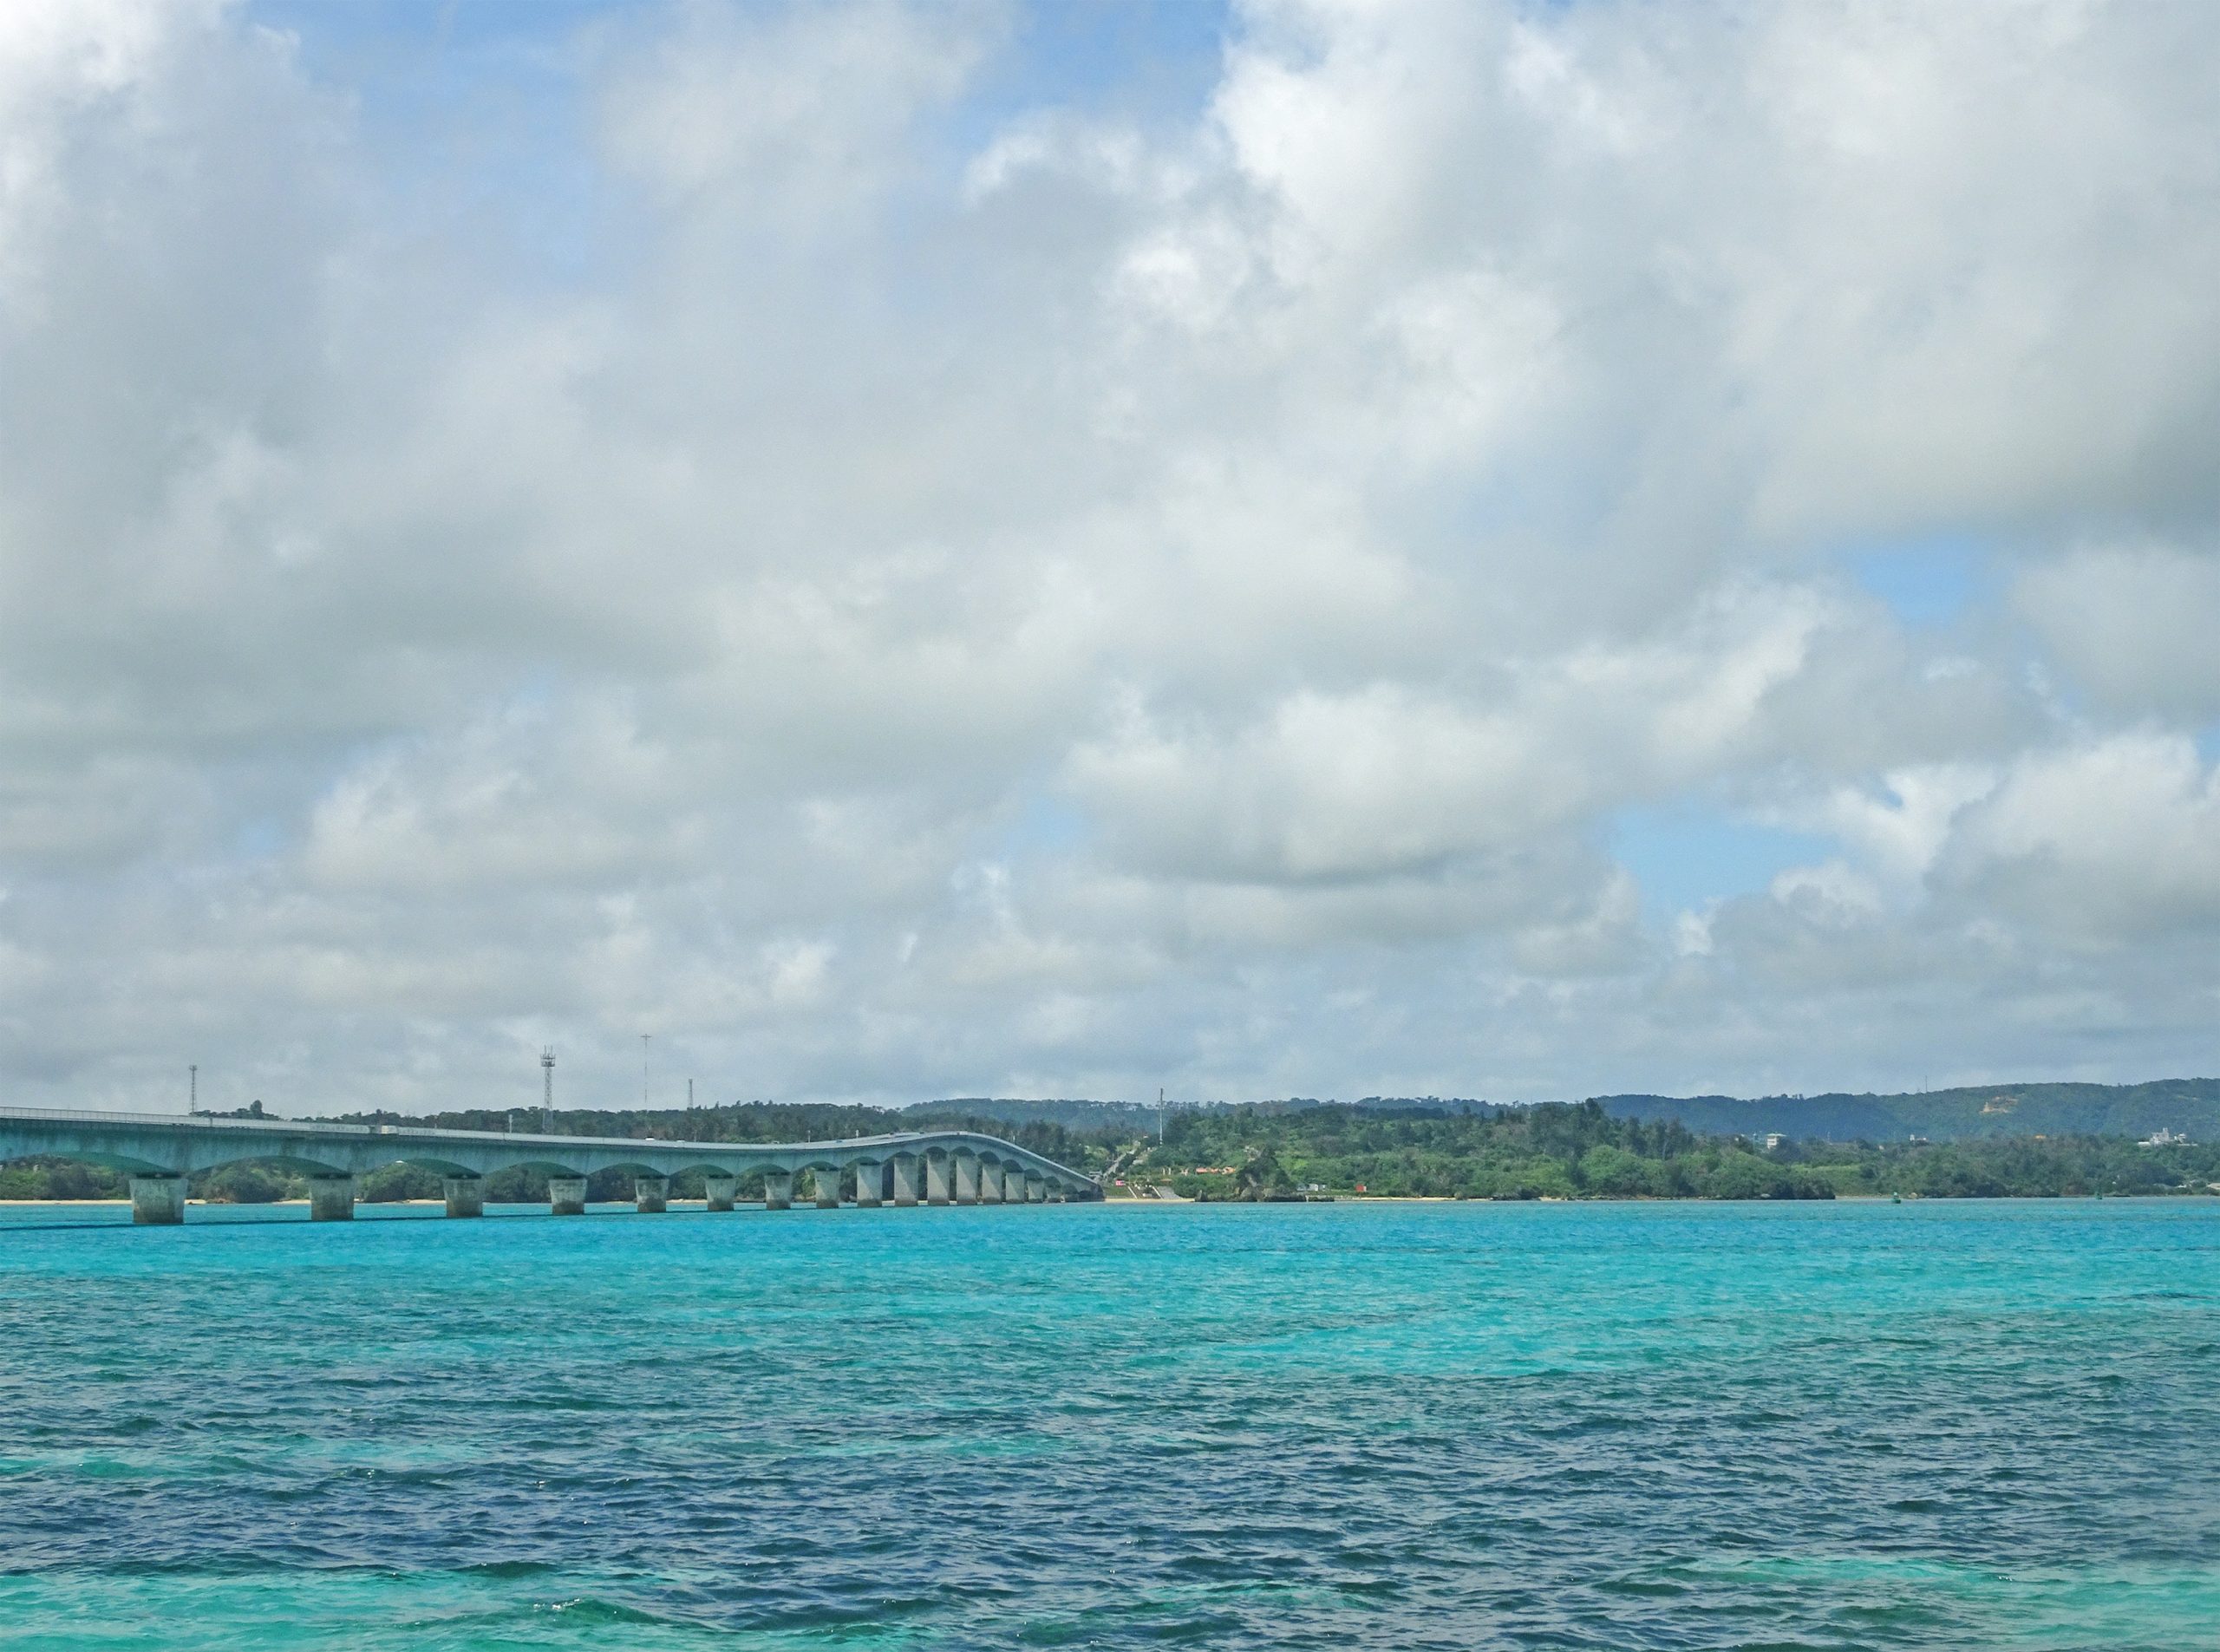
[2140,1127,2192,1147]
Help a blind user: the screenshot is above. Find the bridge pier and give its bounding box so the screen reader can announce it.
[129,1174,186,1225]
[891,1154,918,1206]
[953,1154,979,1205]
[852,1159,881,1207]
[1026,1174,1044,1204]
[635,1174,669,1213]
[764,1169,793,1211]
[309,1175,356,1222]
[979,1163,1004,1204]
[443,1176,485,1218]
[549,1175,587,1216]
[924,1155,950,1205]
[813,1168,841,1209]
[704,1172,735,1212]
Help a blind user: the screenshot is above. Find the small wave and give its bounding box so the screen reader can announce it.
[537,1596,670,1627]
[458,1559,558,1580]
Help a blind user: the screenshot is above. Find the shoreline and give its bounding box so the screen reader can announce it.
[5,1190,2214,1211]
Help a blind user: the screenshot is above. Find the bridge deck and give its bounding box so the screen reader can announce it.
[0,1106,1101,1221]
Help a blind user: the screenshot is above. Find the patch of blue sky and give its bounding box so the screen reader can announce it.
[247,1,1231,284]
[1610,801,1832,922]
[996,793,1091,860]
[502,669,567,715]
[231,817,289,862]
[1840,530,1990,629]
[247,0,628,289]
[249,0,617,61]
[960,0,1231,135]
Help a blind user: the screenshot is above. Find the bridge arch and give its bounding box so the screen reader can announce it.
[1,1142,171,1179]
[379,1152,479,1179]
[194,1147,352,1179]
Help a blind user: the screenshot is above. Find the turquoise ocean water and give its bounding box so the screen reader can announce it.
[1,1198,2216,1649]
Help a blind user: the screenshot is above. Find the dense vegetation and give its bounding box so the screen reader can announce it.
[0,1158,129,1201]
[1124,1101,2220,1202]
[948,1078,2220,1146]
[1777,1133,2220,1199]
[1139,1102,1834,1199]
[917,1098,1165,1134]
[1591,1077,2220,1144]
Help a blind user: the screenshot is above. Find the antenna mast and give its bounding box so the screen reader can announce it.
[540,1048,555,1133]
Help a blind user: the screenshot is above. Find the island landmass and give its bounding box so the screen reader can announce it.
[5,1083,2217,1205]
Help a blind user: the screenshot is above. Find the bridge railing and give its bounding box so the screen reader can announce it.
[0,1105,928,1146]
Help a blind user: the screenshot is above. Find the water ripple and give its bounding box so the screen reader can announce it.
[1,1199,2217,1647]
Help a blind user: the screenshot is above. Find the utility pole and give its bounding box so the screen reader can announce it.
[541,1048,555,1133]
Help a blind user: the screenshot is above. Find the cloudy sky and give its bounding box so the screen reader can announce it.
[3,0,2217,1117]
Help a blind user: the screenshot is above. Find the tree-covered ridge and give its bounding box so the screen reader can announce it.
[1133,1101,2220,1202]
[908,1098,1164,1134]
[1145,1102,1830,1199]
[1592,1077,2220,1143]
[920,1078,2220,1146]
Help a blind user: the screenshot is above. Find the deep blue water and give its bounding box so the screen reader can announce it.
[1,1198,2216,1649]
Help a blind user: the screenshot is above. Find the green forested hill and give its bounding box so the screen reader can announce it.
[921,1079,2220,1145]
[1593,1079,2220,1142]
[908,1097,1162,1134]
[1137,1100,2220,1201]
[1146,1102,1833,1199]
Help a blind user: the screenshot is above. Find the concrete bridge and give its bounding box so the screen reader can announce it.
[0,1107,1101,1224]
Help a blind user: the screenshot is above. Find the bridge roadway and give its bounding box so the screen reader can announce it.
[0,1107,1101,1223]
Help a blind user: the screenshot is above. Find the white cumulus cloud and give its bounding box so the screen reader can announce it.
[2,0,2217,1111]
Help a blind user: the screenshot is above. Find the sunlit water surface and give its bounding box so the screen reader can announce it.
[2,1198,2216,1649]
